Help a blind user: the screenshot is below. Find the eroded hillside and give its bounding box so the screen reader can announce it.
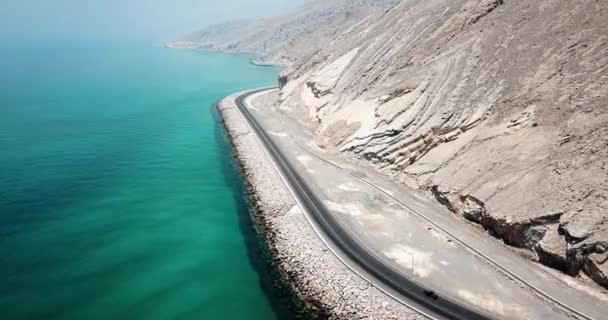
[180,0,608,291]
[278,0,608,290]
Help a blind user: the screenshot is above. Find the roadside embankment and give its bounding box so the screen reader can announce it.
[217,91,426,320]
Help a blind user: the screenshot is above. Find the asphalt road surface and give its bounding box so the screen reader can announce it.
[236,89,495,320]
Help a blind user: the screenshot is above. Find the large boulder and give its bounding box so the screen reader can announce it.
[535,224,570,273]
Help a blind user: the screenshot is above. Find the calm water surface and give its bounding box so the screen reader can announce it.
[0,43,299,319]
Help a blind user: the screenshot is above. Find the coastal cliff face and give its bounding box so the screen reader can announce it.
[182,0,608,291]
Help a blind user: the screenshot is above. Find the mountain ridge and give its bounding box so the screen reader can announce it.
[167,0,399,65]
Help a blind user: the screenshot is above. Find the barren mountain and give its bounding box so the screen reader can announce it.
[181,0,608,292]
[167,0,399,65]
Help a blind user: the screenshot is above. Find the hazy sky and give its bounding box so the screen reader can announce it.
[0,0,306,43]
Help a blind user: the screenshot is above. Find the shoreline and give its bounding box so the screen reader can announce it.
[217,91,325,319]
[213,106,311,320]
[164,42,289,67]
[217,91,425,320]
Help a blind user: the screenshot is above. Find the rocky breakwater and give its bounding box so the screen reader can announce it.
[217,91,426,320]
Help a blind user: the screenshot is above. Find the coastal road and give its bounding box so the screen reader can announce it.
[235,88,606,320]
[236,89,493,320]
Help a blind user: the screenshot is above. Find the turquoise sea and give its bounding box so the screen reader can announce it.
[0,43,300,319]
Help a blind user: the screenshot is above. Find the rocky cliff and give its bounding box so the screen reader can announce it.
[182,0,608,291]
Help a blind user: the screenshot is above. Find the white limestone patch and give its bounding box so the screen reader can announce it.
[379,187,394,197]
[410,190,433,203]
[457,289,524,317]
[358,213,388,227]
[406,127,479,176]
[338,183,361,192]
[287,204,300,215]
[311,47,360,92]
[426,227,454,245]
[307,142,325,151]
[325,98,377,147]
[325,201,345,213]
[324,201,363,217]
[301,82,331,118]
[280,70,307,98]
[268,130,288,137]
[296,155,314,164]
[343,204,363,217]
[383,244,437,278]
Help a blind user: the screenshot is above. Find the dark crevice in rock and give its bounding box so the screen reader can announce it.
[343,129,403,154]
[465,0,505,27]
[559,222,593,244]
[586,253,608,288]
[428,183,608,289]
[378,87,414,105]
[480,212,563,249]
[279,75,289,89]
[429,186,488,224]
[306,81,332,98]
